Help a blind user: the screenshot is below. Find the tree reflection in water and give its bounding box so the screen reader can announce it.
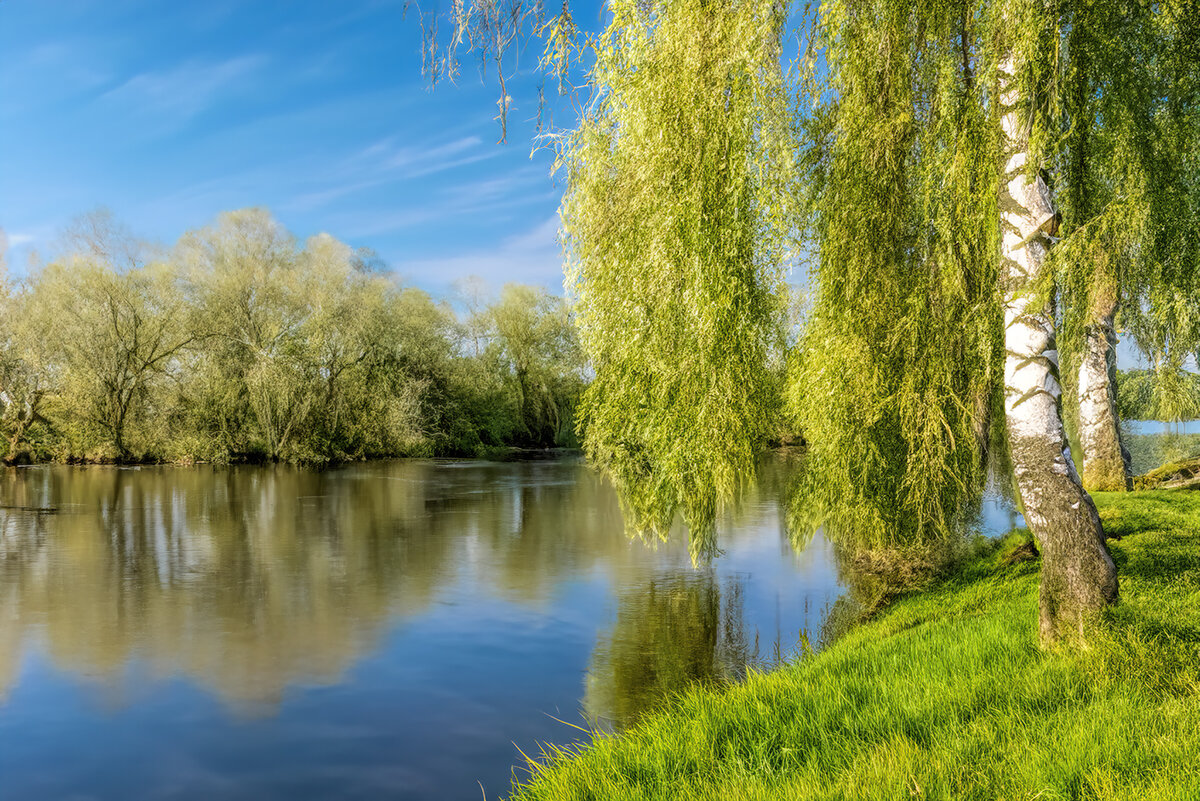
[0,460,641,712]
[0,454,827,726]
[0,454,906,801]
[584,571,755,730]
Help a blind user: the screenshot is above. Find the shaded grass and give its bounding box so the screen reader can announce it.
[510,491,1200,800]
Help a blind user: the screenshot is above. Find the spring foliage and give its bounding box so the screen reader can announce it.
[0,209,585,464]
[1053,1,1200,409]
[554,0,797,559]
[791,0,1002,548]
[1118,369,1200,425]
[787,0,1199,548]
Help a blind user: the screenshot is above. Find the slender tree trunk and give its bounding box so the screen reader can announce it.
[1078,307,1132,491]
[998,53,1117,644]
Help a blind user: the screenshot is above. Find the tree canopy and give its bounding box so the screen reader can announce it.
[790,0,1002,548]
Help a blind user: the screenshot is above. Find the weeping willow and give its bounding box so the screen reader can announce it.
[1131,286,1200,422]
[792,0,1188,638]
[553,0,797,561]
[1123,2,1200,425]
[1052,0,1200,488]
[421,0,1187,634]
[791,0,1002,549]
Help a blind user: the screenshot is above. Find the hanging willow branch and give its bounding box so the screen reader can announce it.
[790,0,1002,549]
[554,0,799,562]
[412,0,573,141]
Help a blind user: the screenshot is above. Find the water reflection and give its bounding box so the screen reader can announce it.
[0,461,641,712]
[585,571,753,730]
[1124,420,1200,475]
[0,455,1012,800]
[0,457,848,801]
[1124,419,1200,436]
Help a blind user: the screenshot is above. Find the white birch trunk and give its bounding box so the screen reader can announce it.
[1078,311,1132,491]
[999,53,1117,643]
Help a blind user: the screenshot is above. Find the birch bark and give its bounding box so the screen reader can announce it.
[1078,308,1132,491]
[999,53,1118,643]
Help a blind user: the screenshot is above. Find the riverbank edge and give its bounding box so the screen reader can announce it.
[2,436,814,469]
[509,490,1200,800]
[0,445,585,469]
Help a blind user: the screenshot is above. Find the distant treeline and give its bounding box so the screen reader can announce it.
[0,208,586,464]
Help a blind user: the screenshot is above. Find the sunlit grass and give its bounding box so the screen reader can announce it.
[510,491,1200,800]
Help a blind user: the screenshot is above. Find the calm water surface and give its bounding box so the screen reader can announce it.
[0,455,1014,801]
[1125,419,1200,436]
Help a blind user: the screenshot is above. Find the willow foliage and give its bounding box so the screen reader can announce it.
[790,0,1198,547]
[1124,3,1200,414]
[555,0,797,560]
[1053,0,1200,400]
[791,0,1003,548]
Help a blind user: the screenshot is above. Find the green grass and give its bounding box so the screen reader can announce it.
[510,491,1200,800]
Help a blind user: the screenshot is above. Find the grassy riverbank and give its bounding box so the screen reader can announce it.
[511,491,1200,800]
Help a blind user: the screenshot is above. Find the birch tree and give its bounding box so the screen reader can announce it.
[796,0,1126,641]
[996,9,1117,641]
[1054,2,1199,490]
[420,0,1193,639]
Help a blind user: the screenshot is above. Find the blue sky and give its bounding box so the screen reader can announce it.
[0,0,606,294]
[0,1,1169,368]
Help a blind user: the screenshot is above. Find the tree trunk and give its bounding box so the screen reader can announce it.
[1078,309,1132,491]
[999,53,1118,644]
[6,401,35,461]
[7,425,26,462]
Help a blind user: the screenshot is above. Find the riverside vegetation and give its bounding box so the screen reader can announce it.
[1,0,1198,797]
[462,0,1199,644]
[510,490,1200,801]
[0,208,586,465]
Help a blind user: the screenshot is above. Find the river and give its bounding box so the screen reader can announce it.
[1,454,1017,800]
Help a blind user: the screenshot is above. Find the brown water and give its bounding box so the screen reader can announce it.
[0,455,1014,800]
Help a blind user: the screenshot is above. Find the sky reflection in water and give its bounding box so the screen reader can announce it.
[0,455,1015,801]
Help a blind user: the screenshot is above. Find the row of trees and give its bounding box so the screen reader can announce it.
[0,209,585,464]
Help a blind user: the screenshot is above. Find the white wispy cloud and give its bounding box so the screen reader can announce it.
[4,232,37,247]
[142,141,542,229]
[100,54,266,121]
[0,224,57,275]
[382,135,482,170]
[393,215,565,289]
[335,166,554,238]
[284,135,505,213]
[0,36,115,118]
